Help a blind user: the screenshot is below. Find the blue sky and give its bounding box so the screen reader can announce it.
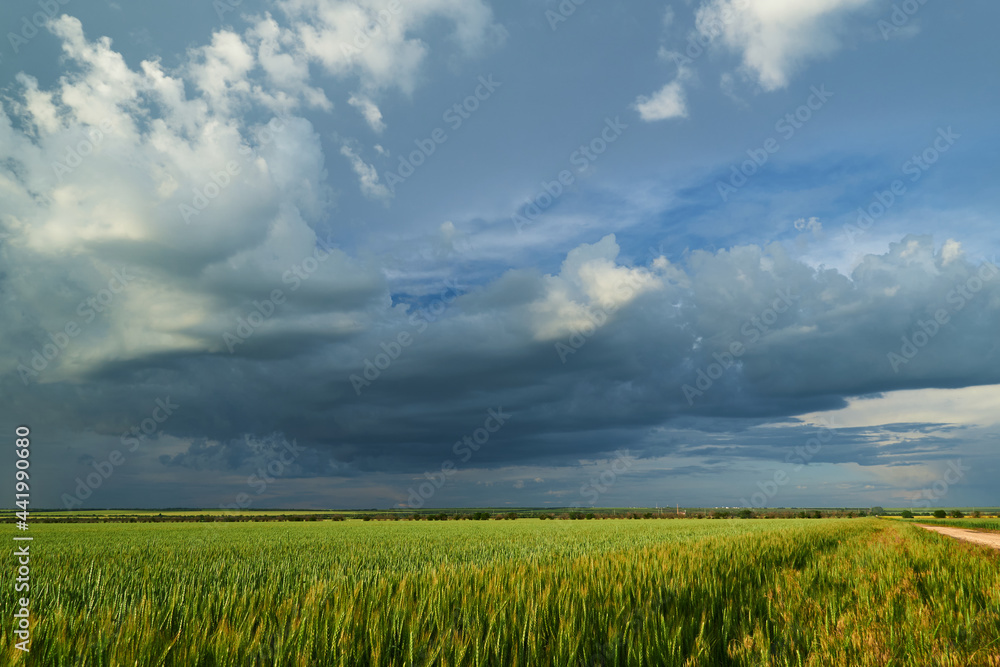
[1,0,998,510]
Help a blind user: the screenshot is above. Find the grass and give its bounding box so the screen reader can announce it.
[2,518,998,665]
[905,517,1000,532]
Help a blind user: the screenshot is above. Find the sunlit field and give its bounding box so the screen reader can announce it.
[903,517,1000,532]
[2,518,999,666]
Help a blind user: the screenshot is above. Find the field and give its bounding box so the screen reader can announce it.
[902,517,1000,532]
[2,518,999,666]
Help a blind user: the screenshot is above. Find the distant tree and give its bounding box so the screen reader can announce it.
[738,509,754,519]
[797,511,807,519]
[585,513,595,520]
[933,509,947,519]
[972,510,982,518]
[900,510,914,519]
[950,509,964,518]
[869,506,886,516]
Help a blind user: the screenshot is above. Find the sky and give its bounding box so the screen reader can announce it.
[1,0,998,511]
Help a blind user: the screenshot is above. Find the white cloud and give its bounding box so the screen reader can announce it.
[530,234,663,339]
[340,144,391,200]
[347,94,386,133]
[634,79,688,122]
[793,217,822,234]
[941,239,963,266]
[272,0,504,94]
[637,0,873,121]
[695,0,875,91]
[246,14,334,113]
[187,30,255,115]
[0,18,380,380]
[796,385,1000,431]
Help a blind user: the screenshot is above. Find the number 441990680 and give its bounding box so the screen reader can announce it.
[15,426,30,520]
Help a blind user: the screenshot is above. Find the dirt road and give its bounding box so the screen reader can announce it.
[917,524,1000,551]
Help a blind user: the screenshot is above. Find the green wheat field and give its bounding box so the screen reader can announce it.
[2,517,999,666]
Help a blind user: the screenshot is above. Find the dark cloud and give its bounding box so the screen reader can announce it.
[1,5,998,510]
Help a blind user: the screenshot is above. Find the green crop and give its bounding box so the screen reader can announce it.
[1,518,998,665]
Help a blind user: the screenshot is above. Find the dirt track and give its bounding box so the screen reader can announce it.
[917,524,1000,551]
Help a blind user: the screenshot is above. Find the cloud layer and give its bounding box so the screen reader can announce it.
[0,1,996,510]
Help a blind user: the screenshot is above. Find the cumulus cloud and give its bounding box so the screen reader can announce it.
[0,16,380,383]
[246,14,334,113]
[347,94,386,133]
[695,0,876,91]
[637,0,875,120]
[340,143,391,199]
[940,239,962,266]
[3,5,996,511]
[271,0,504,94]
[529,235,663,339]
[634,79,688,122]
